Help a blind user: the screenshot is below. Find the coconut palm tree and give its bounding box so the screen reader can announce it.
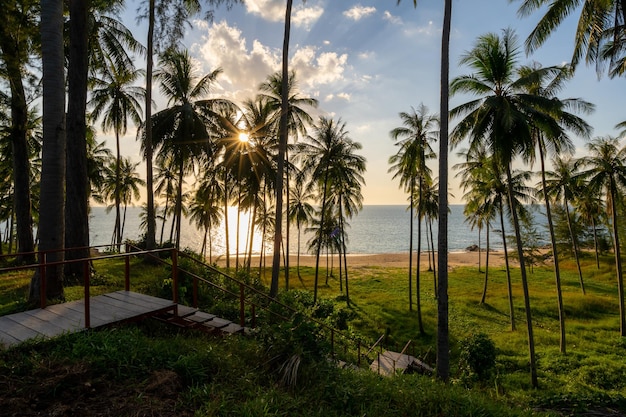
[0,0,39,264]
[388,104,438,318]
[398,0,453,381]
[545,156,587,294]
[31,0,66,301]
[579,136,626,336]
[260,70,318,294]
[575,190,606,268]
[154,158,178,245]
[89,61,145,247]
[138,0,243,252]
[296,117,364,303]
[450,29,557,387]
[148,48,235,249]
[289,180,315,278]
[516,0,626,77]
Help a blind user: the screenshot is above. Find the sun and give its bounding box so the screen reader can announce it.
[238,132,249,143]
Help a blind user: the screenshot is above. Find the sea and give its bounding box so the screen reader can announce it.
[88,205,547,255]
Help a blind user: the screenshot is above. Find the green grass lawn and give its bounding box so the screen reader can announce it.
[1,251,626,415]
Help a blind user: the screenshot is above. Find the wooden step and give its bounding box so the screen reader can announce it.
[203,317,231,330]
[221,322,244,335]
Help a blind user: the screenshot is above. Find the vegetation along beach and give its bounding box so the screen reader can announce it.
[2,0,626,416]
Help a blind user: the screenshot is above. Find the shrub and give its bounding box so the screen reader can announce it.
[458,332,496,382]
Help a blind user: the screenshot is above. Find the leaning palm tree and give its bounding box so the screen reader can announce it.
[518,62,593,354]
[544,156,587,295]
[516,0,626,78]
[388,104,438,318]
[575,190,606,269]
[89,61,145,247]
[450,29,558,387]
[579,136,626,336]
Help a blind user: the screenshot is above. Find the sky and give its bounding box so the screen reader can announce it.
[114,0,626,206]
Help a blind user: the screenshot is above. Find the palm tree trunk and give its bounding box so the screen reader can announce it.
[609,180,626,336]
[270,0,292,298]
[339,199,350,307]
[174,162,184,250]
[114,132,122,247]
[313,168,330,303]
[416,179,424,334]
[592,217,600,269]
[65,0,90,281]
[429,216,437,292]
[481,222,490,304]
[539,138,566,353]
[565,200,585,294]
[223,178,230,268]
[478,225,483,272]
[297,221,301,277]
[408,179,414,311]
[506,164,538,388]
[436,0,452,382]
[236,186,241,270]
[499,204,515,331]
[0,30,35,264]
[143,0,157,252]
[159,196,169,245]
[32,0,66,301]
[285,148,290,290]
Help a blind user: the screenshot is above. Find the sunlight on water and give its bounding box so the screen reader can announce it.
[89,205,548,255]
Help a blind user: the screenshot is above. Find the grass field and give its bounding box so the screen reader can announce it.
[1,251,626,415]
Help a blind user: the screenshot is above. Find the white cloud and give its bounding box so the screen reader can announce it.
[358,51,375,60]
[403,20,439,38]
[292,6,324,30]
[325,92,351,102]
[192,21,348,102]
[383,10,403,25]
[244,0,323,28]
[243,0,284,21]
[343,5,376,21]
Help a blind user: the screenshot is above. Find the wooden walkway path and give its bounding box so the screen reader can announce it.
[370,350,434,376]
[0,291,176,348]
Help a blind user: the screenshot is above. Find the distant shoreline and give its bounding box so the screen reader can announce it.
[215,250,508,269]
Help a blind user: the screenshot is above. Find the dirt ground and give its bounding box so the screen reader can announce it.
[0,362,194,416]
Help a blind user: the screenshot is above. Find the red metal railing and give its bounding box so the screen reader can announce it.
[0,245,372,366]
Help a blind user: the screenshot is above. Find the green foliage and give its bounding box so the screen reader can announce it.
[458,332,496,382]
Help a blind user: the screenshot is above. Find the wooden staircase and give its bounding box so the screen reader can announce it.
[153,304,248,336]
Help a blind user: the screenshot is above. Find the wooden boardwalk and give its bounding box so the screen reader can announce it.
[0,291,176,348]
[370,350,434,376]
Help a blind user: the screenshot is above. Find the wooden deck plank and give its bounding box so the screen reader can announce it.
[370,350,417,377]
[0,329,20,347]
[0,291,177,349]
[23,308,83,330]
[186,311,216,323]
[0,315,44,343]
[5,313,69,338]
[96,294,154,315]
[106,291,174,310]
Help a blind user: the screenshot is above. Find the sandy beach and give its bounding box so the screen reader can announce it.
[223,250,507,269]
